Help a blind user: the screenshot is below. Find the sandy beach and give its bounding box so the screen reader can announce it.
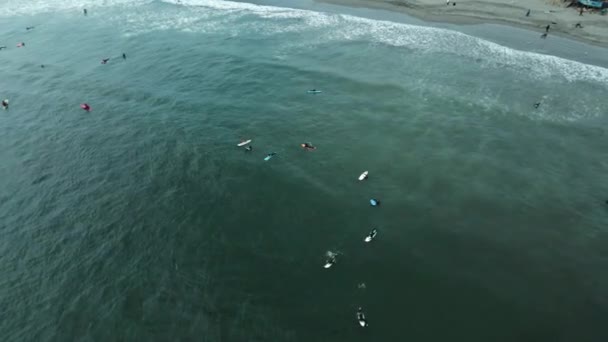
[317,0,608,46]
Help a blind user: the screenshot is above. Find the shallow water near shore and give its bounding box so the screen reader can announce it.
[1,0,608,341]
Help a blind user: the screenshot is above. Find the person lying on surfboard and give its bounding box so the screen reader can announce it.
[357,307,368,327]
[301,142,316,150]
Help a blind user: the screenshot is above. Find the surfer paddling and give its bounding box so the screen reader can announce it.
[301,142,316,150]
[357,307,368,327]
[364,228,378,242]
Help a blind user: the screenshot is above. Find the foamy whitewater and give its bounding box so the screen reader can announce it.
[1,0,607,341]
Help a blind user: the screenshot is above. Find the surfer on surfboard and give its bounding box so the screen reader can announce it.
[324,255,336,269]
[80,103,91,111]
[357,307,368,327]
[359,171,369,181]
[364,228,377,242]
[301,142,316,150]
[2,99,9,110]
[370,198,380,207]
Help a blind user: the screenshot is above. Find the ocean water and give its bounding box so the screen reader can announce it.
[1,0,608,341]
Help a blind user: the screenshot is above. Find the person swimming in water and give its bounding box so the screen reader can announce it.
[81,103,91,111]
[122,53,127,60]
[26,26,35,31]
[0,46,7,50]
[2,99,9,110]
[17,42,25,47]
[245,145,253,152]
[84,9,88,16]
[534,102,541,109]
[101,58,110,64]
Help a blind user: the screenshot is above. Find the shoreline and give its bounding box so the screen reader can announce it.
[315,0,608,48]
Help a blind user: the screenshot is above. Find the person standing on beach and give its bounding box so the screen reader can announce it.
[545,25,551,33]
[84,8,88,16]
[122,53,127,60]
[579,7,583,16]
[526,9,530,17]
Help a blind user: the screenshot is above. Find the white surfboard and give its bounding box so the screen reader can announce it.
[237,139,252,147]
[358,171,368,181]
[358,320,367,327]
[323,261,334,269]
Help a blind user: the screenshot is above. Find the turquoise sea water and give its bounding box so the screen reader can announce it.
[1,0,608,341]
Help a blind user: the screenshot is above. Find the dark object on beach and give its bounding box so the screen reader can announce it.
[575,22,583,28]
[122,53,127,60]
[526,9,530,17]
[452,2,456,6]
[545,24,551,33]
[540,33,548,39]
[40,64,45,68]
[534,102,541,109]
[84,8,88,16]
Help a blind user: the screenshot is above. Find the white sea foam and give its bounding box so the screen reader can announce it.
[161,0,608,85]
[4,0,607,85]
